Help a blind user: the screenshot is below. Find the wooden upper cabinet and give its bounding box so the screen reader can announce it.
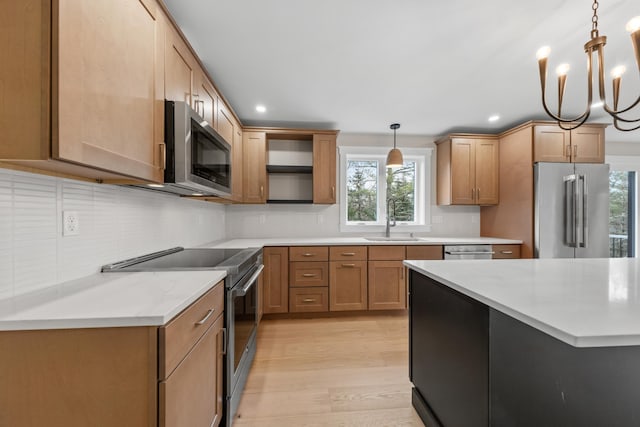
[165,24,195,108]
[0,0,164,182]
[242,132,267,203]
[313,133,337,204]
[231,121,244,202]
[571,126,605,163]
[533,124,605,163]
[194,70,218,128]
[217,102,235,146]
[437,136,499,206]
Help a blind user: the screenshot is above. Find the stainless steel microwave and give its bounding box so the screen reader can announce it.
[134,100,231,197]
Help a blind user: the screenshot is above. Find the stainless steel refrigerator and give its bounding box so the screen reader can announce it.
[534,162,610,258]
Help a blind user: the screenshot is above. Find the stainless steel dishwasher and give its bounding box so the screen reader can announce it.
[444,245,494,260]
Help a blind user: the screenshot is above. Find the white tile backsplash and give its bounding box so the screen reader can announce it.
[0,168,227,299]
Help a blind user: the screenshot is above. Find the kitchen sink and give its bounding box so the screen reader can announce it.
[364,237,421,242]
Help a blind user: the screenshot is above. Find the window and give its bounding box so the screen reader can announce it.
[607,155,640,258]
[609,170,636,257]
[339,147,432,232]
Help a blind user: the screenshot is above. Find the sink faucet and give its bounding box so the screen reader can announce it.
[385,199,396,237]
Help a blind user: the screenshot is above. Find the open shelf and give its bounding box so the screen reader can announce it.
[266,165,313,174]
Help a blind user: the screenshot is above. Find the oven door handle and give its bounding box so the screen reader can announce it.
[232,264,264,297]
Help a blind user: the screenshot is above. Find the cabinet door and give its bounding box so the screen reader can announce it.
[194,71,218,127]
[263,247,289,314]
[450,138,476,204]
[56,0,163,182]
[217,102,235,146]
[313,134,337,204]
[533,125,570,163]
[368,261,406,310]
[231,124,244,202]
[329,261,367,311]
[165,26,195,107]
[571,127,604,163]
[242,132,267,203]
[475,138,499,205]
[160,314,223,427]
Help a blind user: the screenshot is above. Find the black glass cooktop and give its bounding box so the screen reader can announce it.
[101,247,260,275]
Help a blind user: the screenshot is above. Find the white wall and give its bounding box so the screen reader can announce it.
[226,133,481,238]
[0,168,227,299]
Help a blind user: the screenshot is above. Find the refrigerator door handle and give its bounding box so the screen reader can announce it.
[564,174,577,248]
[580,174,588,248]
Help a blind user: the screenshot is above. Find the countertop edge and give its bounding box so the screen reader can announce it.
[404,261,635,348]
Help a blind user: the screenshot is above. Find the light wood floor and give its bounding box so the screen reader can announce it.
[233,313,423,426]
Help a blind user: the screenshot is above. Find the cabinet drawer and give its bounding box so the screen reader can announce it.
[368,245,405,261]
[160,314,222,427]
[329,246,367,261]
[290,261,329,287]
[289,246,329,261]
[492,244,521,259]
[160,280,224,379]
[289,287,329,313]
[406,245,443,260]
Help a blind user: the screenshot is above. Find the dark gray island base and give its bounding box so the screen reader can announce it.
[409,270,640,427]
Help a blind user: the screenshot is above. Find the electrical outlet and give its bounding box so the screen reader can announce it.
[432,215,443,224]
[317,214,324,225]
[259,214,266,225]
[63,211,80,236]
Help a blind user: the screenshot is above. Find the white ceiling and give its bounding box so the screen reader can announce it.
[163,0,640,143]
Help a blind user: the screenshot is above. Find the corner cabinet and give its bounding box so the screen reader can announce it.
[533,124,605,163]
[0,0,165,183]
[436,135,499,206]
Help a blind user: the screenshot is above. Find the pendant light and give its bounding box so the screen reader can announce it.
[386,123,403,168]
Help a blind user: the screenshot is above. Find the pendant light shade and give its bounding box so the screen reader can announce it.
[386,123,403,168]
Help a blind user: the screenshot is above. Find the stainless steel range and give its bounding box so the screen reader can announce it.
[102,246,263,427]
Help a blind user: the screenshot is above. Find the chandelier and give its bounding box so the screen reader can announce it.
[536,1,640,131]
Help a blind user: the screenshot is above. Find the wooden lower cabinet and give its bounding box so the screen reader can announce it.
[492,244,521,259]
[368,261,407,310]
[160,314,224,427]
[329,260,367,311]
[263,247,289,314]
[289,287,329,313]
[0,280,225,427]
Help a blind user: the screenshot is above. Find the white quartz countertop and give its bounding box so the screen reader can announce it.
[0,271,226,331]
[405,258,640,348]
[202,236,521,248]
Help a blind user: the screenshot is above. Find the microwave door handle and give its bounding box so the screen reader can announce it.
[233,264,264,297]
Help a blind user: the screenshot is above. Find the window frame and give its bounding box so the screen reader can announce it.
[338,146,432,233]
[606,155,640,258]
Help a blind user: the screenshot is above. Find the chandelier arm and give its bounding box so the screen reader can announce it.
[613,118,640,131]
[596,46,607,103]
[603,95,640,117]
[557,110,592,131]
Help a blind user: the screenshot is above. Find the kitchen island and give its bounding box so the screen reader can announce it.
[405,258,640,427]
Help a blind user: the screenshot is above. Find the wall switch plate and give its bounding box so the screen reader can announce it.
[63,211,80,236]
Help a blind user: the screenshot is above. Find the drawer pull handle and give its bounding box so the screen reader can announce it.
[500,250,513,254]
[341,263,355,268]
[302,253,315,257]
[341,252,356,256]
[302,273,317,277]
[195,309,215,325]
[302,298,316,303]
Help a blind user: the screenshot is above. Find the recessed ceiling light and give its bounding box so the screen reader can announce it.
[191,193,204,196]
[591,101,604,108]
[488,115,500,122]
[147,184,165,188]
[255,105,267,113]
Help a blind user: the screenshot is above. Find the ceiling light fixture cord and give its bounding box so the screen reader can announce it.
[536,0,640,131]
